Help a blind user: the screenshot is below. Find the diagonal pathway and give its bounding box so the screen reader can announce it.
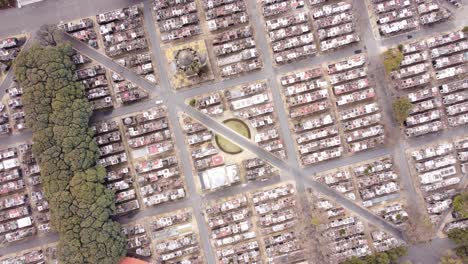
[61,34,164,97]
[63,26,403,241]
[176,101,404,239]
[5,1,468,257]
[0,0,466,259]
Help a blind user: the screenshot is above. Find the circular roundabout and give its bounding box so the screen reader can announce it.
[215,119,251,155]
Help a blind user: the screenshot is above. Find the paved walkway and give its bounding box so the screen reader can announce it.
[0,0,467,261]
[58,21,404,241]
[401,238,456,264]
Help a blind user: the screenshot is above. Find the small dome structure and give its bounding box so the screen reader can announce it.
[175,47,207,77]
[123,117,133,125]
[177,49,195,68]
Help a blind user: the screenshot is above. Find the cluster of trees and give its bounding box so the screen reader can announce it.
[188,98,196,107]
[453,192,468,219]
[342,246,408,264]
[450,192,468,262]
[383,48,404,73]
[392,97,413,125]
[13,44,126,263]
[448,228,468,263]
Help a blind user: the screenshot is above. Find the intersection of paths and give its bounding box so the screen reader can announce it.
[0,0,468,259]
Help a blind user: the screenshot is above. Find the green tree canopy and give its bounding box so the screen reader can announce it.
[453,192,468,218]
[393,97,413,125]
[448,228,468,263]
[342,247,408,264]
[14,44,125,263]
[383,48,404,73]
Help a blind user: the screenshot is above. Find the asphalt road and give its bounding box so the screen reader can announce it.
[401,237,456,264]
[244,0,300,187]
[1,14,400,264]
[60,22,407,241]
[0,0,467,261]
[140,2,216,262]
[0,0,143,39]
[0,70,13,96]
[354,0,431,226]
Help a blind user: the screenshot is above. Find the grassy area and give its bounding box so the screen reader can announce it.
[215,119,251,154]
[383,48,404,73]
